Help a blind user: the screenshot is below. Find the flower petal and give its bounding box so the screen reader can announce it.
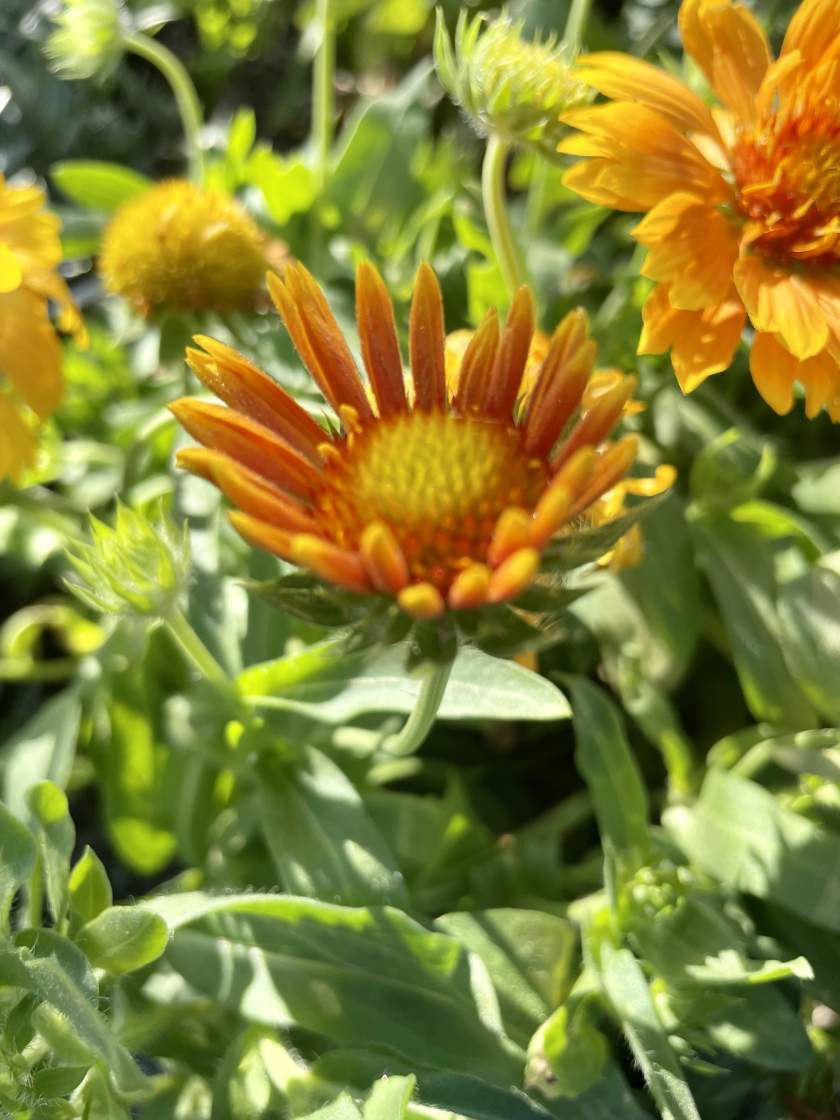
[484,286,535,421]
[679,0,771,124]
[451,308,500,416]
[638,284,745,391]
[734,256,828,360]
[523,309,595,456]
[781,0,840,69]
[409,262,447,411]
[356,260,407,419]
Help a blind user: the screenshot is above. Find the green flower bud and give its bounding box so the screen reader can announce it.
[618,860,693,929]
[434,9,590,155]
[64,502,190,618]
[44,0,128,81]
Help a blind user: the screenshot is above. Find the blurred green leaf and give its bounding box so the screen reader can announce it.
[0,801,36,922]
[1,689,80,818]
[240,640,570,723]
[51,160,152,211]
[75,906,169,975]
[666,770,840,932]
[257,744,408,907]
[68,846,113,927]
[567,677,649,859]
[777,565,840,723]
[146,892,522,1083]
[27,780,75,927]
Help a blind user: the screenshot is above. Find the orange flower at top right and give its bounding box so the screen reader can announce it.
[561,0,840,420]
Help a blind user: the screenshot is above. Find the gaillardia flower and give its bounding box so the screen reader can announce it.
[100,180,268,316]
[0,175,85,483]
[562,0,840,420]
[171,262,649,621]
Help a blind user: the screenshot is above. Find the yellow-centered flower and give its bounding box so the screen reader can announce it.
[562,0,840,420]
[0,175,84,483]
[172,262,643,620]
[100,180,268,316]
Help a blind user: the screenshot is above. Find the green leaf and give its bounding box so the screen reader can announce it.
[567,677,648,858]
[362,1075,416,1119]
[51,161,152,211]
[436,910,576,1046]
[777,565,840,723]
[702,984,812,1071]
[298,1096,362,1120]
[598,943,701,1120]
[0,800,36,922]
[17,950,147,1094]
[68,846,113,927]
[27,781,75,927]
[257,744,408,907]
[690,510,816,727]
[1,689,80,818]
[145,892,522,1083]
[527,1003,609,1099]
[75,906,169,976]
[666,769,840,932]
[240,640,570,724]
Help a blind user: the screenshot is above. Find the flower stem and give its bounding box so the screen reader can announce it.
[382,658,454,756]
[563,0,593,55]
[482,133,525,299]
[311,0,336,191]
[125,32,204,183]
[166,606,231,691]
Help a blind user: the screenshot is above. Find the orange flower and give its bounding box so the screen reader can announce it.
[562,0,840,421]
[172,262,643,619]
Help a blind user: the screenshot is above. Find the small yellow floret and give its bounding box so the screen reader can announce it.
[100,180,267,315]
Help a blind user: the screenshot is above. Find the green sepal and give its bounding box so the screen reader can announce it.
[541,491,670,572]
[244,573,379,629]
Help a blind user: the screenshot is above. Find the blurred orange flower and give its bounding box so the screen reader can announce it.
[0,175,84,483]
[562,0,840,420]
[173,262,647,618]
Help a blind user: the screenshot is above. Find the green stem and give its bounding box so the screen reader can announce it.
[26,856,43,930]
[482,133,526,299]
[524,157,549,238]
[311,0,336,191]
[165,606,231,692]
[563,0,593,55]
[125,32,204,183]
[382,659,454,757]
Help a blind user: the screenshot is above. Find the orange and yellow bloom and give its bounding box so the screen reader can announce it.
[172,262,649,619]
[100,180,268,316]
[562,0,840,420]
[0,175,84,483]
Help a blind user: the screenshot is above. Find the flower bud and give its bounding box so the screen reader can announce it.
[64,502,190,618]
[45,0,127,81]
[434,10,590,154]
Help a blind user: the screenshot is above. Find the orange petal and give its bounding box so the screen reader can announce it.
[187,336,325,461]
[176,447,318,533]
[574,51,719,138]
[409,263,447,411]
[291,534,370,594]
[679,0,771,124]
[487,548,539,604]
[359,520,409,593]
[780,0,840,69]
[734,256,828,360]
[638,284,745,392]
[632,193,739,310]
[569,435,639,517]
[552,375,637,470]
[451,308,500,416]
[397,582,445,619]
[228,510,296,561]
[484,287,535,421]
[170,398,321,500]
[0,288,63,417]
[448,564,491,610]
[355,261,407,419]
[748,332,798,415]
[487,506,532,567]
[268,265,372,421]
[530,447,598,547]
[523,309,595,456]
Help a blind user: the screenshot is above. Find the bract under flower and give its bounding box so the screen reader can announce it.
[172,261,659,621]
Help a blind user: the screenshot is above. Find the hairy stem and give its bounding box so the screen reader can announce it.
[482,133,525,298]
[382,658,454,756]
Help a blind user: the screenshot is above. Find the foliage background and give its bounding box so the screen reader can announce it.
[2,0,840,1118]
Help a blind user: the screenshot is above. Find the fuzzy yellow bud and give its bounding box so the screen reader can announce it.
[45,0,127,81]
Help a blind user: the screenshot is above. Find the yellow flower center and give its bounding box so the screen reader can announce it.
[732,102,840,260]
[318,411,547,587]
